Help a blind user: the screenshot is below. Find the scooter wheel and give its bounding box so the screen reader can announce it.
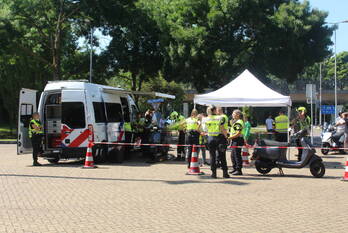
[310,161,325,178]
[321,143,330,155]
[255,162,272,175]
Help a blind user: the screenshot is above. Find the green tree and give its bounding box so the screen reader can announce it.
[138,0,333,90]
[326,52,348,90]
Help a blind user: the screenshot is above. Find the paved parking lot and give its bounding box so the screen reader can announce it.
[0,144,347,233]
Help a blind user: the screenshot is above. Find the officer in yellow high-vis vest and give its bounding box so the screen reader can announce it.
[205,106,229,178]
[185,109,201,168]
[29,112,44,166]
[168,111,186,161]
[275,110,289,142]
[229,109,244,175]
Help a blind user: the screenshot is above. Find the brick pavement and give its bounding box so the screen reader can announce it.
[0,144,347,233]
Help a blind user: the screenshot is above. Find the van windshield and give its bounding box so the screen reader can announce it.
[62,102,86,128]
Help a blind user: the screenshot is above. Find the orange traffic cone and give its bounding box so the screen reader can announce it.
[186,145,204,175]
[342,157,348,181]
[242,146,250,167]
[82,142,97,169]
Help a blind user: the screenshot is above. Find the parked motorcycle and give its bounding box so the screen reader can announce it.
[252,130,325,178]
[321,125,345,155]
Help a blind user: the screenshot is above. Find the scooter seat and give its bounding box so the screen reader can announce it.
[260,139,289,147]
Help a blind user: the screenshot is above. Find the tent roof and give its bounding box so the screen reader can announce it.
[194,69,292,107]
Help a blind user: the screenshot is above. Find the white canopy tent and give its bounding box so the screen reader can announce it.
[194,69,293,145]
[194,69,291,107]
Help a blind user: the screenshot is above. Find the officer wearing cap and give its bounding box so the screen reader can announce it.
[205,106,229,178]
[29,112,44,166]
[229,109,244,175]
[292,107,310,161]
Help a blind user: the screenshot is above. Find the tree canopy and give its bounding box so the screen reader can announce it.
[0,0,339,125]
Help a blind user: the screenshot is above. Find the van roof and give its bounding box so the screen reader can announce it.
[44,81,124,92]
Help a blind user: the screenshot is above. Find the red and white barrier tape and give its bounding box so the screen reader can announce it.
[91,141,346,151]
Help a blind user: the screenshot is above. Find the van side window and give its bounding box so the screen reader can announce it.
[120,97,130,122]
[105,103,123,122]
[131,105,137,122]
[62,102,86,128]
[93,102,106,123]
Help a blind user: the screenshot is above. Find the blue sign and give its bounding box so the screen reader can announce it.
[147,98,164,104]
[321,105,335,114]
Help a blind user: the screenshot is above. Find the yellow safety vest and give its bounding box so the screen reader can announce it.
[124,122,132,132]
[133,118,145,133]
[205,115,222,137]
[185,117,199,131]
[219,114,229,130]
[275,115,289,133]
[230,119,244,137]
[169,115,186,131]
[29,119,43,138]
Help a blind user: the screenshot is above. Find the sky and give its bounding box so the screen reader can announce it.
[83,0,348,54]
[304,0,348,53]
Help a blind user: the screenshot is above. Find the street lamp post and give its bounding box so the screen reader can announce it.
[89,27,93,83]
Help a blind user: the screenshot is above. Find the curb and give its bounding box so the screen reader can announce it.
[0,141,17,144]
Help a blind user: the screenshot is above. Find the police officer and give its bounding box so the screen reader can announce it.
[185,109,201,168]
[292,107,310,161]
[29,112,44,166]
[229,109,244,175]
[205,106,229,178]
[275,110,289,142]
[169,111,186,161]
[217,107,229,131]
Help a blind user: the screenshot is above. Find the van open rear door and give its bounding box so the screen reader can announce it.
[17,88,37,154]
[61,90,89,148]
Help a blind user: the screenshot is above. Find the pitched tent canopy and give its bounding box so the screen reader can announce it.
[194,69,292,107]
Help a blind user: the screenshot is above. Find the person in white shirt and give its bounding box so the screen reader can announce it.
[265,115,274,139]
[265,115,274,131]
[333,112,346,145]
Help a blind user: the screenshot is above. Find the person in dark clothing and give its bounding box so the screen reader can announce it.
[29,112,44,166]
[205,106,229,178]
[229,110,244,175]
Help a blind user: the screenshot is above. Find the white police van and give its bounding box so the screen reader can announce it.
[17,80,174,163]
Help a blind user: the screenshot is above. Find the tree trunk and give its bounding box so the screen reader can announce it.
[52,0,64,80]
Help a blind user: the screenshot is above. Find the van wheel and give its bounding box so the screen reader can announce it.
[47,156,60,164]
[108,146,125,163]
[93,145,107,163]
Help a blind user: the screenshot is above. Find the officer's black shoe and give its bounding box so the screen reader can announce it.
[232,170,243,176]
[229,169,237,174]
[33,162,42,166]
[211,171,217,178]
[223,171,230,178]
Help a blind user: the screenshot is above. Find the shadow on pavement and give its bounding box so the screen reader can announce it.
[0,173,249,186]
[248,173,341,180]
[323,161,344,169]
[199,174,271,181]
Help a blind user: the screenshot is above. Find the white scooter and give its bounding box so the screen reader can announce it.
[321,125,345,155]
